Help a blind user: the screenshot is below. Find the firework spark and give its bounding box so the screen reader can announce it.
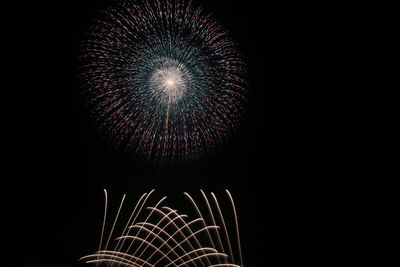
[80,189,243,267]
[79,0,246,162]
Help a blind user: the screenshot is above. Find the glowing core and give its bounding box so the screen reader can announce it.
[149,61,189,104]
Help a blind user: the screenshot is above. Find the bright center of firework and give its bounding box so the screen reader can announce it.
[149,62,188,104]
[165,78,175,86]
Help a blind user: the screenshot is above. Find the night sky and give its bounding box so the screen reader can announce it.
[5,0,399,266]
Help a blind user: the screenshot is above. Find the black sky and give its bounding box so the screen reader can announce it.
[5,0,400,266]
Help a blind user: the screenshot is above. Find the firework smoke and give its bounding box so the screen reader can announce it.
[79,0,246,162]
[80,189,243,267]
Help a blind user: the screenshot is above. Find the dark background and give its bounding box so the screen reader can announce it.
[5,0,399,266]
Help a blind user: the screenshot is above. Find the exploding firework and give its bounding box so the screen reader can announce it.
[79,0,246,162]
[80,189,243,267]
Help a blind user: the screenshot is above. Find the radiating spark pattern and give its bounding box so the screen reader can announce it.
[80,189,243,267]
[79,0,246,162]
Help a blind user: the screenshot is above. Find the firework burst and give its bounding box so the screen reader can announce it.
[80,190,243,267]
[79,0,246,162]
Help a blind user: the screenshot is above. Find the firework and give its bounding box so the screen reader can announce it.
[79,0,246,162]
[80,189,243,267]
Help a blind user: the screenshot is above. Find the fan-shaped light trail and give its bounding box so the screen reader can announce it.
[80,189,243,267]
[79,0,246,162]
